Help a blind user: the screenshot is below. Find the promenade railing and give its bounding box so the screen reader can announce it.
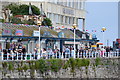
[0,50,119,61]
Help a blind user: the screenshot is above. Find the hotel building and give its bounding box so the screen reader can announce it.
[19,0,86,31]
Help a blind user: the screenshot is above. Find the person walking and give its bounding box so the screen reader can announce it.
[79,47,84,58]
[22,46,26,60]
[106,46,110,57]
[65,47,70,58]
[100,46,106,57]
[42,48,47,59]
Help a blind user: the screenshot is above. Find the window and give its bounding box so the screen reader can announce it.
[54,0,57,4]
[81,1,85,9]
[61,15,63,23]
[74,2,78,9]
[65,16,67,24]
[56,14,59,23]
[73,17,75,24]
[72,2,74,8]
[52,13,54,21]
[68,2,71,7]
[68,17,71,24]
[79,1,81,10]
[58,15,60,23]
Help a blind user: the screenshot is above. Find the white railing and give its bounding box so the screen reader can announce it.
[0,50,119,61]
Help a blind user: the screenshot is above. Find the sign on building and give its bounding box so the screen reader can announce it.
[58,32,65,38]
[33,31,39,37]
[2,29,12,36]
[91,45,97,47]
[89,34,92,40]
[82,34,86,39]
[63,8,74,15]
[15,30,23,36]
[43,31,51,37]
[92,34,97,40]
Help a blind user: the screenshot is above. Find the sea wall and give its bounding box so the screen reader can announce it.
[0,58,120,79]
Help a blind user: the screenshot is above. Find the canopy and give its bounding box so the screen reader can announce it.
[96,42,103,45]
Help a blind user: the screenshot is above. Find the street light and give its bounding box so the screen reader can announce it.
[72,24,77,58]
[102,27,106,46]
[37,20,42,58]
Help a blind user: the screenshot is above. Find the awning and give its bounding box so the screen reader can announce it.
[96,42,103,45]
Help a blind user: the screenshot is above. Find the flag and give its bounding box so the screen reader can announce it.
[29,3,33,15]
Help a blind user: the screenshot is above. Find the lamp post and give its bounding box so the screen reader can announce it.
[37,20,42,58]
[73,24,77,58]
[102,27,106,46]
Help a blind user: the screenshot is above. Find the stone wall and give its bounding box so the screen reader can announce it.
[0,58,120,79]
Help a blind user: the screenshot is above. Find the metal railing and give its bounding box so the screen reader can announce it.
[0,50,119,61]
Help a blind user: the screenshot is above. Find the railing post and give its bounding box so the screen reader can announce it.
[81,52,83,58]
[110,51,112,58]
[59,52,60,59]
[85,51,87,58]
[7,53,9,60]
[88,52,90,58]
[95,52,96,58]
[117,50,119,57]
[77,52,79,58]
[56,53,57,59]
[12,52,14,60]
[65,53,66,59]
[1,52,3,61]
[92,52,93,58]
[30,53,32,60]
[17,52,18,61]
[33,52,35,60]
[61,52,63,59]
[21,53,23,60]
[111,51,112,58]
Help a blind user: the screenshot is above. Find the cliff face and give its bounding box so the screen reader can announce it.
[0,58,120,79]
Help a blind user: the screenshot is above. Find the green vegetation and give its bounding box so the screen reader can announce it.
[42,18,52,26]
[37,59,49,74]
[6,4,40,16]
[48,59,63,72]
[0,19,4,23]
[10,16,22,24]
[4,4,52,26]
[0,58,93,77]
[22,64,29,72]
[95,58,101,66]
[8,62,14,71]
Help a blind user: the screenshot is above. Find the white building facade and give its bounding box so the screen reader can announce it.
[19,0,86,31]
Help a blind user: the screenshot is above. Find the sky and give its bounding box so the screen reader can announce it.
[84,2,118,46]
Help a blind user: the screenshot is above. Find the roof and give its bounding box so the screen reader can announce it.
[70,29,90,39]
[0,23,99,42]
[1,23,80,39]
[1,23,58,37]
[59,29,80,39]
